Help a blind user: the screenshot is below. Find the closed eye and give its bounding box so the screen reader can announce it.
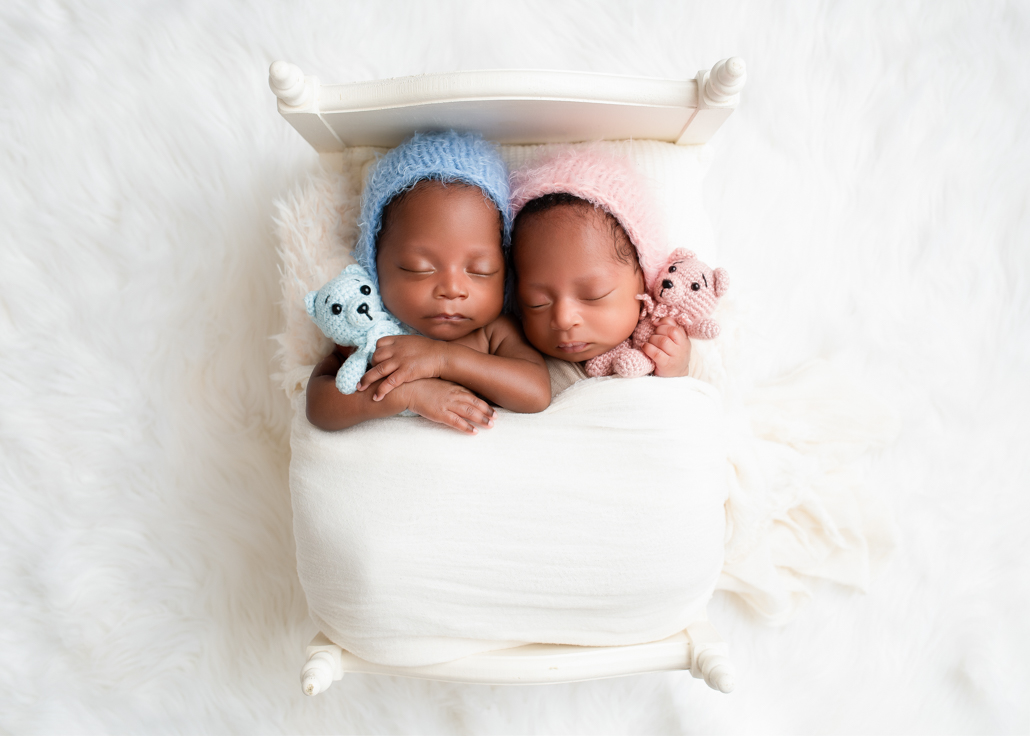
[467,269,501,277]
[584,289,615,301]
[399,267,434,274]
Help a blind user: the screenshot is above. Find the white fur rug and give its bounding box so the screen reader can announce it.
[2,1,1027,733]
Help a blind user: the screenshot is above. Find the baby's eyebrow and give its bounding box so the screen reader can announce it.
[389,242,502,259]
[573,273,619,288]
[383,242,435,256]
[520,279,557,290]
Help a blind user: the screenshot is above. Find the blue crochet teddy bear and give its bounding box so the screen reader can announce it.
[305,264,411,395]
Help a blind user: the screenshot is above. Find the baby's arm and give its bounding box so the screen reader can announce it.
[307,348,496,434]
[357,316,551,413]
[641,317,693,377]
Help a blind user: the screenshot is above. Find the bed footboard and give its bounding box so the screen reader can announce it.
[301,625,735,695]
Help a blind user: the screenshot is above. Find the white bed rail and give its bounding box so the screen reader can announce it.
[269,59,745,150]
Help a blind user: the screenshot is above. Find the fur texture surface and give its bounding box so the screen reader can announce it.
[1,1,1028,733]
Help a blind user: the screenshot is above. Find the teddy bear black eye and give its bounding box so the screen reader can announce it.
[690,283,700,291]
[669,265,677,273]
[360,285,371,295]
[331,304,343,315]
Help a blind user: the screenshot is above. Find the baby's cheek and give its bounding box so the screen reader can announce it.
[378,278,418,321]
[477,280,506,320]
[606,301,643,342]
[521,313,551,350]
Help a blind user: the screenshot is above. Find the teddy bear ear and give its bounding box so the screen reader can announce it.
[668,247,696,262]
[305,290,319,318]
[713,268,730,297]
[343,263,368,280]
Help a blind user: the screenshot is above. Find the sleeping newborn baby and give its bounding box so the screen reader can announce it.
[509,148,698,394]
[306,132,550,434]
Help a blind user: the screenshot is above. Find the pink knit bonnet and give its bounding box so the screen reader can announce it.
[510,147,668,289]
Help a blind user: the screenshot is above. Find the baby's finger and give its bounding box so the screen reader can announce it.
[641,341,671,365]
[370,345,395,365]
[373,367,416,400]
[357,360,397,391]
[459,398,495,429]
[653,323,687,342]
[442,411,479,435]
[648,334,678,355]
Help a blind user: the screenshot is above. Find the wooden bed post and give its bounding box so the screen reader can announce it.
[676,57,747,145]
[268,62,343,152]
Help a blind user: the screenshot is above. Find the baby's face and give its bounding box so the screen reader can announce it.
[376,181,505,340]
[514,205,645,362]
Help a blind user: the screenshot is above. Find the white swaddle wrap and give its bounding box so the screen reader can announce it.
[275,141,899,666]
[290,376,728,667]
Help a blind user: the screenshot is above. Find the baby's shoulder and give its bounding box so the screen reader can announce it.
[453,316,534,358]
[481,315,544,362]
[481,314,525,349]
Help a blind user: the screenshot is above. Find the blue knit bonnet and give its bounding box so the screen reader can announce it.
[354,131,513,292]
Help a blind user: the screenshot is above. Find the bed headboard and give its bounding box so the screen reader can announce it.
[268,59,746,151]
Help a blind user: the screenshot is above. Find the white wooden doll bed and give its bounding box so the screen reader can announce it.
[269,58,747,697]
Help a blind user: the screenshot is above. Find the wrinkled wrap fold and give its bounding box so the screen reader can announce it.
[290,376,729,667]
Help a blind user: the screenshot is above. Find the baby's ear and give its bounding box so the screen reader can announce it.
[305,290,318,317]
[668,247,696,263]
[713,268,730,298]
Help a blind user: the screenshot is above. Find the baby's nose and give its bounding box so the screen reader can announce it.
[662,279,674,289]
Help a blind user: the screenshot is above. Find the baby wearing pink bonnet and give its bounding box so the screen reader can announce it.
[509,147,701,393]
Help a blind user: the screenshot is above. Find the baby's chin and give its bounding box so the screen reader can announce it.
[538,341,611,363]
[410,316,484,341]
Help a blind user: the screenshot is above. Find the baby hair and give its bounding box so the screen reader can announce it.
[509,147,668,289]
[511,192,639,271]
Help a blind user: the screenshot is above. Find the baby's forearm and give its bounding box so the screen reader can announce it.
[306,352,410,430]
[307,374,411,431]
[439,345,550,413]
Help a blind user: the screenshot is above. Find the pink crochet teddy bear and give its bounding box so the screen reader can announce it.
[585,248,730,378]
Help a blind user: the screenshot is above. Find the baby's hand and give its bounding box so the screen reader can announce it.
[401,379,496,435]
[357,335,447,400]
[641,317,692,377]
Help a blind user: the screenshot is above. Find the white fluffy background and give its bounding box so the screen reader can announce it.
[2,1,1028,733]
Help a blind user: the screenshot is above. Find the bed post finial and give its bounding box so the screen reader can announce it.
[676,56,746,145]
[269,60,313,108]
[704,57,746,104]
